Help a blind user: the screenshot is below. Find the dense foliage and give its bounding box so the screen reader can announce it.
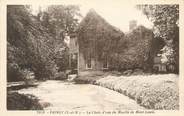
[38,5,81,36]
[37,5,81,71]
[7,5,82,81]
[7,92,43,110]
[117,26,153,70]
[137,5,179,73]
[78,9,125,66]
[7,5,57,81]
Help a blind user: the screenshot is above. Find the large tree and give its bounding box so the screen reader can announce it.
[137,5,179,73]
[37,5,81,71]
[7,5,58,81]
[38,5,82,36]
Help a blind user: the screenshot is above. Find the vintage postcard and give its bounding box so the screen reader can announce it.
[0,0,184,116]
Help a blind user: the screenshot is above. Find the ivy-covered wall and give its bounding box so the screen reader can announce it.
[77,9,154,75]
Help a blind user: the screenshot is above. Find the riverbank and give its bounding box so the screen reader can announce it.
[75,74,179,110]
[8,80,145,110]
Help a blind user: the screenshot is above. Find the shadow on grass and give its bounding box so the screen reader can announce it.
[7,92,44,110]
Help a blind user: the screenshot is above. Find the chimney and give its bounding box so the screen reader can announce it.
[129,20,137,31]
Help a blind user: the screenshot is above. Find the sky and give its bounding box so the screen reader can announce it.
[31,1,153,32]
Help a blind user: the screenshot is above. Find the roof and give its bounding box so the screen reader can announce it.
[77,9,124,40]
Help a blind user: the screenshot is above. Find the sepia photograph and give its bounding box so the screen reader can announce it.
[3,0,181,114]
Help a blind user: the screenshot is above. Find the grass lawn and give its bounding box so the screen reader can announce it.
[75,73,179,110]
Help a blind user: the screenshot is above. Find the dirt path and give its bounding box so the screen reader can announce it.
[18,80,145,110]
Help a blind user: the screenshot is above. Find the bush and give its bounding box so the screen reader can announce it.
[7,92,43,110]
[54,72,67,80]
[7,63,24,82]
[7,62,36,82]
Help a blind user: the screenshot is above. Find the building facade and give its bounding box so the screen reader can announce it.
[69,10,154,77]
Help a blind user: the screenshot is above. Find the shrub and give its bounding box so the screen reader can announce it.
[7,63,24,82]
[7,92,43,110]
[95,74,179,110]
[54,72,67,80]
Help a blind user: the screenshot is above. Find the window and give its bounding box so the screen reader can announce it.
[75,39,78,46]
[71,53,78,69]
[103,56,108,69]
[86,52,92,69]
